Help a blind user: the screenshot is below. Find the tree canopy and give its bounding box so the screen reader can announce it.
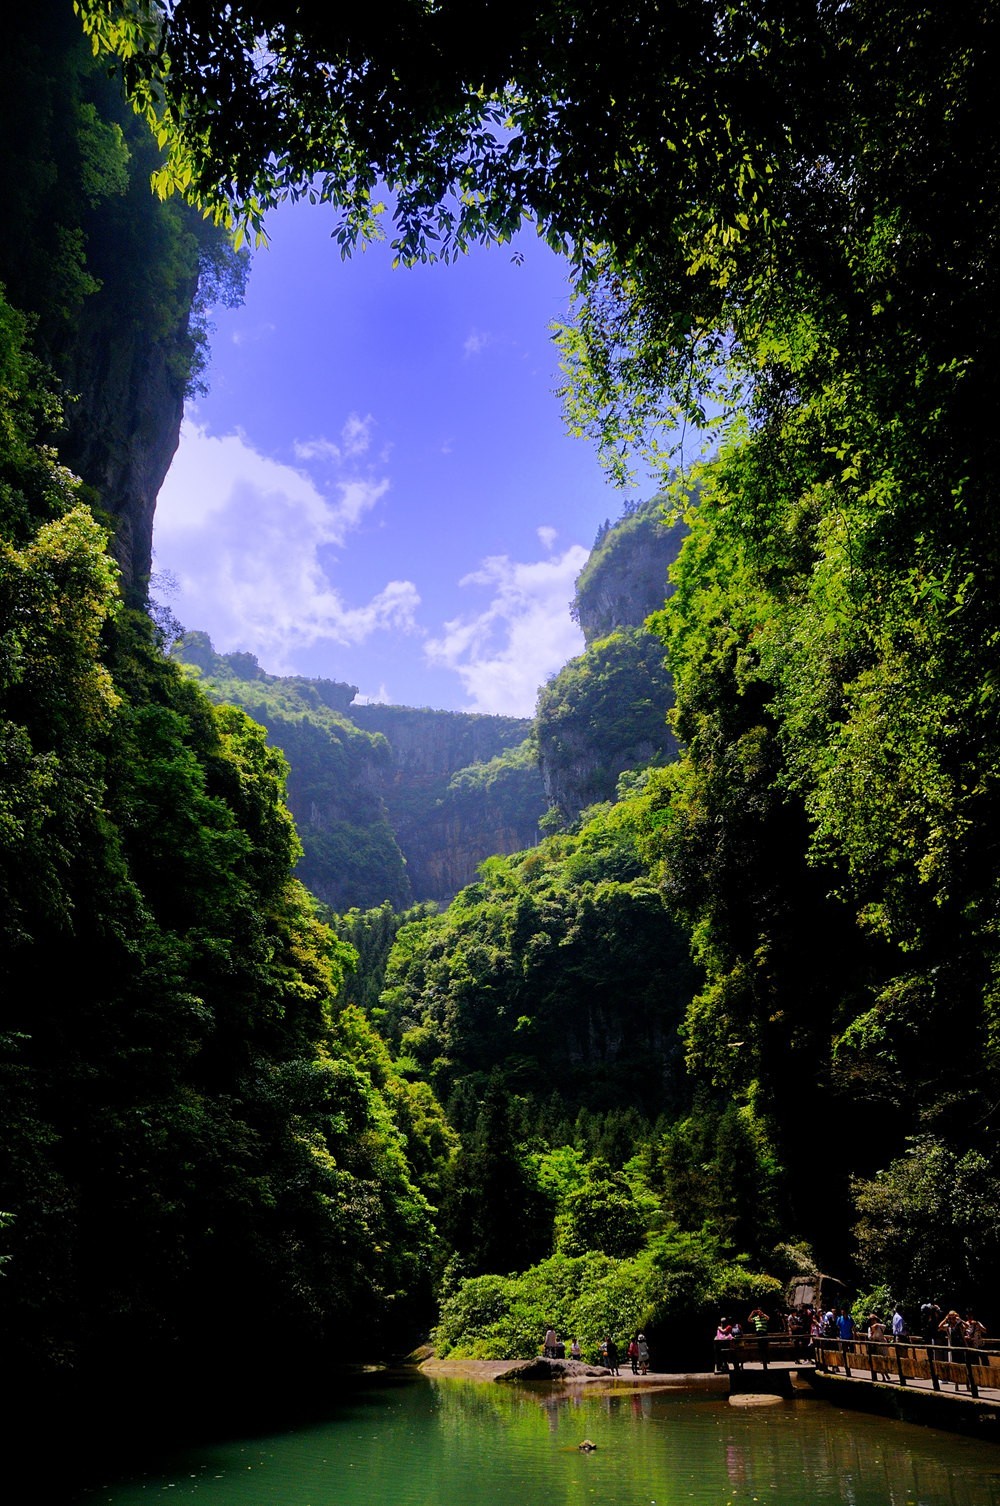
[40,0,1000,1365]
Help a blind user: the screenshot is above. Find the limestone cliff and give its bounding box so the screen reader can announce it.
[0,5,242,597]
[56,284,192,594]
[536,497,684,820]
[175,637,546,909]
[574,497,686,643]
[352,707,544,901]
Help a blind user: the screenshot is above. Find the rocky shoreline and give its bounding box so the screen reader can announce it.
[417,1355,726,1390]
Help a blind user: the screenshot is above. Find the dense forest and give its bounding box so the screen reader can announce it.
[4,0,1000,1469]
[0,6,451,1455]
[174,633,546,909]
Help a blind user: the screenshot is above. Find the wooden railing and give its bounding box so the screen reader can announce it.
[812,1337,1000,1399]
[714,1333,813,1370]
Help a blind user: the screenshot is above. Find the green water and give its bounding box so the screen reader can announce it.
[78,1375,1000,1506]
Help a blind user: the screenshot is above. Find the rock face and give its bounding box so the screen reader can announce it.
[0,11,239,599]
[351,705,544,902]
[574,499,687,645]
[57,291,192,594]
[175,639,546,909]
[352,704,527,776]
[536,628,678,819]
[536,499,685,820]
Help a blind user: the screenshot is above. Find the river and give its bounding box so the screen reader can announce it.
[74,1373,1000,1506]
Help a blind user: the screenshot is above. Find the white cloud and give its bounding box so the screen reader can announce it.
[292,411,375,467]
[154,420,420,670]
[537,525,558,551]
[354,683,393,706]
[463,329,493,357]
[341,412,374,456]
[425,540,589,715]
[231,321,275,346]
[293,436,342,464]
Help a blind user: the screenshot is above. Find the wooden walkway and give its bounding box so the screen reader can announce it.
[812,1336,1000,1402]
[714,1334,813,1375]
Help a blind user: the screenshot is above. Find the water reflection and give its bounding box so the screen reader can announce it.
[77,1374,1000,1506]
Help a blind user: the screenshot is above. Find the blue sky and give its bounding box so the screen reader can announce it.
[153,201,639,715]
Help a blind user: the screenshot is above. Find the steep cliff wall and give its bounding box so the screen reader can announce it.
[0,4,242,597]
[536,498,684,819]
[176,639,546,909]
[574,497,686,643]
[350,704,543,902]
[351,704,529,775]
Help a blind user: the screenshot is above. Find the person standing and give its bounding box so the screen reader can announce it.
[836,1307,855,1341]
[964,1311,987,1347]
[628,1336,640,1373]
[544,1326,557,1359]
[938,1309,965,1369]
[938,1309,966,1390]
[637,1333,650,1374]
[920,1299,942,1341]
[605,1336,620,1375]
[570,1337,582,1361]
[892,1305,906,1338]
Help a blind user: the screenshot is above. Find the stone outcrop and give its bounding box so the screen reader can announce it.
[175,640,546,909]
[574,498,686,644]
[0,10,241,600]
[352,705,544,902]
[57,293,192,594]
[536,501,685,821]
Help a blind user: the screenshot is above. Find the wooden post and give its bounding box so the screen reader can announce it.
[894,1341,906,1386]
[927,1346,940,1392]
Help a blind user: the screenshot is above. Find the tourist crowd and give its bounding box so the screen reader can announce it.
[714,1301,988,1347]
[542,1327,651,1373]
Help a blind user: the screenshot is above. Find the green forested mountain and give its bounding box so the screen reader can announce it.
[175,499,682,906]
[535,497,681,821]
[0,7,450,1442]
[6,0,1000,1444]
[174,633,546,908]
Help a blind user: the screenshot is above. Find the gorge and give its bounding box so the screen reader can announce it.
[3,3,1000,1495]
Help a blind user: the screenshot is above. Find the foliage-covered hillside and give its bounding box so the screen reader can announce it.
[9,0,1000,1429]
[0,296,446,1396]
[175,633,412,910]
[175,635,547,907]
[535,629,677,821]
[367,770,797,1359]
[379,778,694,1118]
[0,14,449,1445]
